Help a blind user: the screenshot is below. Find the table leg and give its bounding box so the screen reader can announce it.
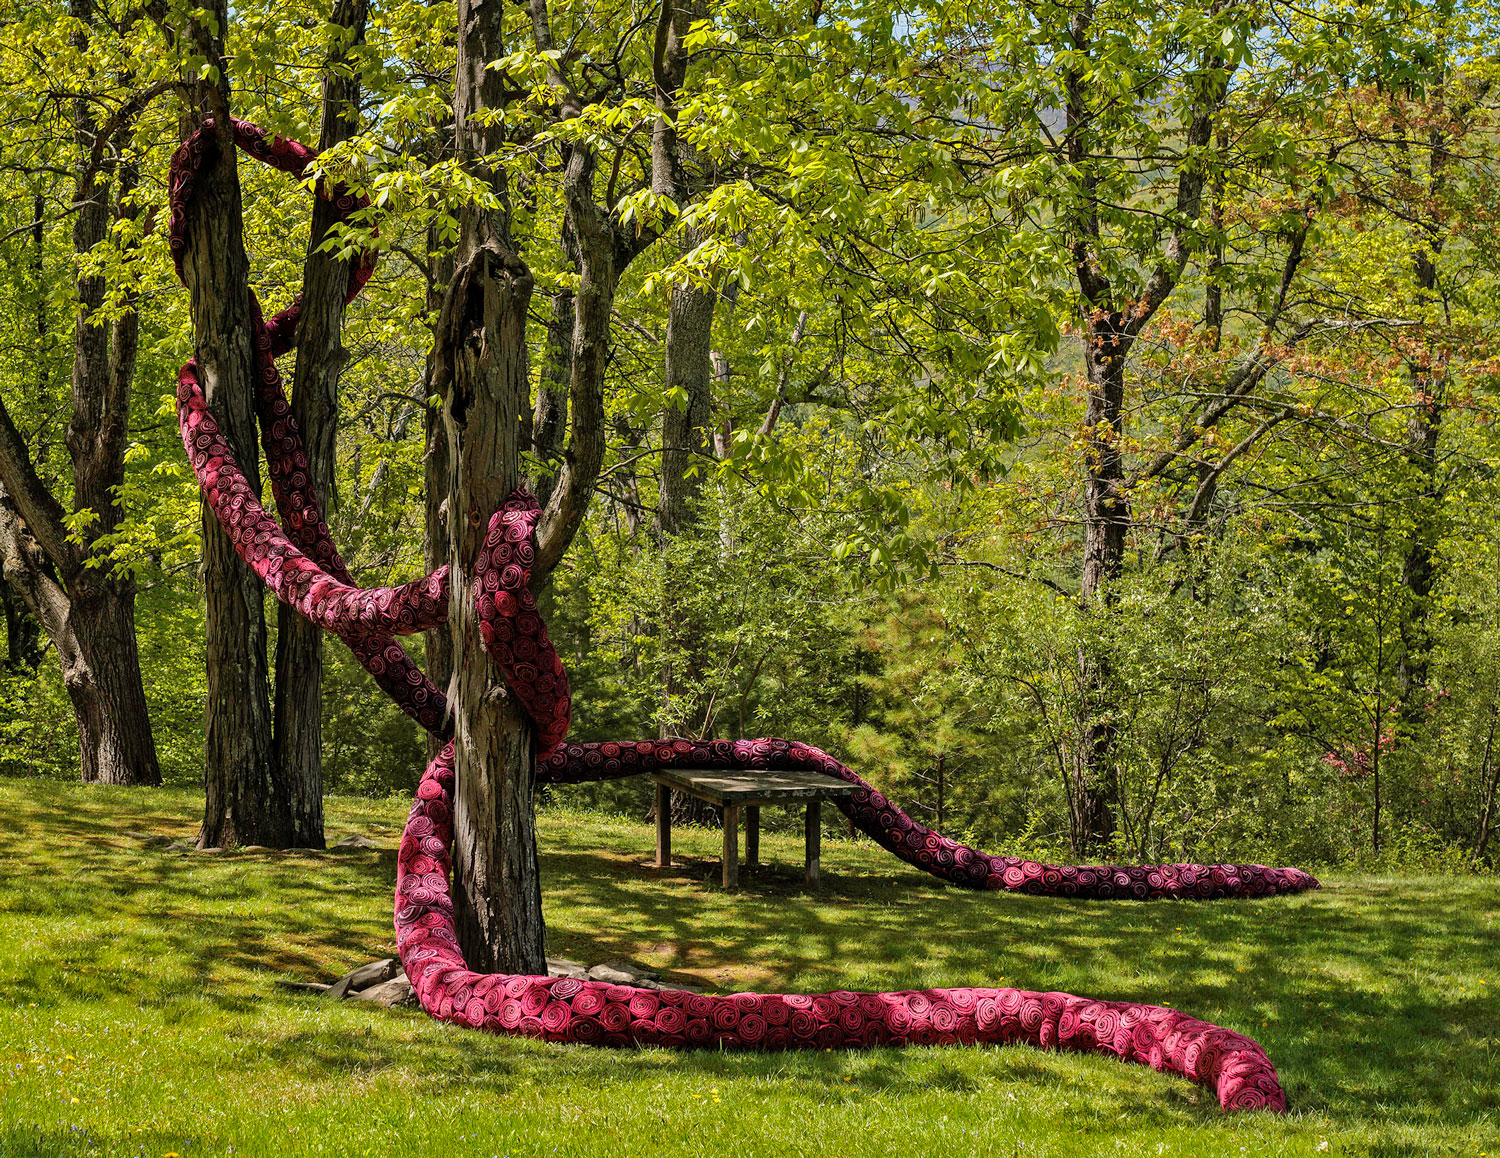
[745,805,760,868]
[722,804,740,890]
[805,799,821,888]
[654,782,671,868]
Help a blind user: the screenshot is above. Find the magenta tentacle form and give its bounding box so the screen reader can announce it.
[169,119,1314,1112]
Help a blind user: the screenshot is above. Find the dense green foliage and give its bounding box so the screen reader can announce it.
[1,0,1499,870]
[0,781,1496,1155]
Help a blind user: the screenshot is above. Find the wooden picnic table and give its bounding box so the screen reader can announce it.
[650,767,861,889]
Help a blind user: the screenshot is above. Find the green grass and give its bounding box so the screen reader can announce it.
[0,780,1496,1157]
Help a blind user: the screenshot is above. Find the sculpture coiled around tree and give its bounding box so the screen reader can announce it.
[169,119,1315,1113]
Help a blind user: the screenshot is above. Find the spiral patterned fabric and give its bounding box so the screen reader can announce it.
[170,119,1311,1112]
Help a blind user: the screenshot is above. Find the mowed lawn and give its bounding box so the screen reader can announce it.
[0,781,1495,1157]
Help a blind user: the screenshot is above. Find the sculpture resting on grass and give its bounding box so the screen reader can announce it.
[170,120,1317,1114]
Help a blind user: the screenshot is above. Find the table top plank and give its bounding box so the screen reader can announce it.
[651,767,859,806]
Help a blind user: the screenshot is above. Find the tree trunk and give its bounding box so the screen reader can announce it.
[530,286,573,505]
[5,194,48,675]
[1073,323,1129,854]
[1056,0,1224,857]
[179,7,280,847]
[442,0,545,976]
[1397,389,1440,720]
[1396,223,1447,727]
[0,497,158,784]
[658,273,715,538]
[59,9,160,787]
[647,0,719,824]
[655,270,719,826]
[0,538,41,673]
[63,581,160,784]
[423,222,456,763]
[271,0,367,849]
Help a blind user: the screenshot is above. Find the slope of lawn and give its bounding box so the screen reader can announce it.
[0,778,1495,1157]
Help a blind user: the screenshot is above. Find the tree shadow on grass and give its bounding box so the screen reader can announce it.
[0,1123,206,1158]
[250,1000,1220,1132]
[4,786,1496,1141]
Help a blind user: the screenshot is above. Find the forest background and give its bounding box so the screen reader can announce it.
[2,0,1498,874]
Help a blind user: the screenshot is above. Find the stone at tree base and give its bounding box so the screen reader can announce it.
[327,957,400,999]
[314,953,708,1006]
[351,976,416,1007]
[580,961,706,991]
[163,840,193,852]
[332,834,380,850]
[630,977,705,994]
[587,961,659,984]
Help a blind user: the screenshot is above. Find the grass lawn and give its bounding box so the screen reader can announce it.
[0,780,1496,1157]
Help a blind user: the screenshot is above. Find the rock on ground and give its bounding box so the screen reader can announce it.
[326,957,401,1000]
[314,955,705,1007]
[351,975,416,1007]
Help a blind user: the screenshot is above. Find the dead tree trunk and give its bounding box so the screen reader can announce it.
[436,0,670,969]
[272,0,368,849]
[441,0,545,975]
[179,4,280,844]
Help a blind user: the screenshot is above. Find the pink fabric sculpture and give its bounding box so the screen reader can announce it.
[169,119,1315,1113]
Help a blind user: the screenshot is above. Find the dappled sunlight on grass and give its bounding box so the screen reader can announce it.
[0,781,1495,1156]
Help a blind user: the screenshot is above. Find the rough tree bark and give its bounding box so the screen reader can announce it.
[657,272,714,540]
[423,225,456,764]
[441,0,545,975]
[271,0,368,850]
[178,3,281,844]
[1073,324,1128,850]
[438,0,664,971]
[0,0,161,785]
